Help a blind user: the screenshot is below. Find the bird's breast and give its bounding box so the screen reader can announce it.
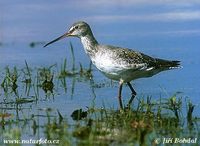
[91,53,122,75]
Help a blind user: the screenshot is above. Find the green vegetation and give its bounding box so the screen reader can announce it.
[0,44,199,146]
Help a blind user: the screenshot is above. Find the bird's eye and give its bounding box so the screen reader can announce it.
[75,26,79,29]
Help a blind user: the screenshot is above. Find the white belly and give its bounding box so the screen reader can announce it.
[91,53,125,81]
[90,53,160,82]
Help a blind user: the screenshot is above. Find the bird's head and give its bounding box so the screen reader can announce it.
[44,21,91,47]
[68,21,91,37]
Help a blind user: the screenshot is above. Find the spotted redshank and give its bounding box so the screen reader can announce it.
[44,21,180,109]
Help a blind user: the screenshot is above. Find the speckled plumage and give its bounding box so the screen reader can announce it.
[44,21,180,109]
[80,34,180,82]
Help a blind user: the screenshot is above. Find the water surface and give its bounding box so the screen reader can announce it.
[0,1,200,145]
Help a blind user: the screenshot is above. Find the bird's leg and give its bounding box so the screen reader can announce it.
[126,82,137,108]
[118,80,124,109]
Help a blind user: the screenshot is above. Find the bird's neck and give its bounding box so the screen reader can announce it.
[80,33,98,58]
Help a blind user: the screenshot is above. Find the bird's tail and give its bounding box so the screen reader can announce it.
[169,60,181,69]
[155,59,181,69]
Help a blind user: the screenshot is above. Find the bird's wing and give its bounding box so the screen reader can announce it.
[101,45,152,70]
[101,45,180,71]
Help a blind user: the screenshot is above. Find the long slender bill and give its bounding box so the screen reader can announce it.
[44,32,70,47]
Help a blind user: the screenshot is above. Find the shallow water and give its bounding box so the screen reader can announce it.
[0,35,199,109]
[1,1,200,145]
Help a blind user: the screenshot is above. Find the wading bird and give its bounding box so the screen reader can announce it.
[44,21,180,109]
